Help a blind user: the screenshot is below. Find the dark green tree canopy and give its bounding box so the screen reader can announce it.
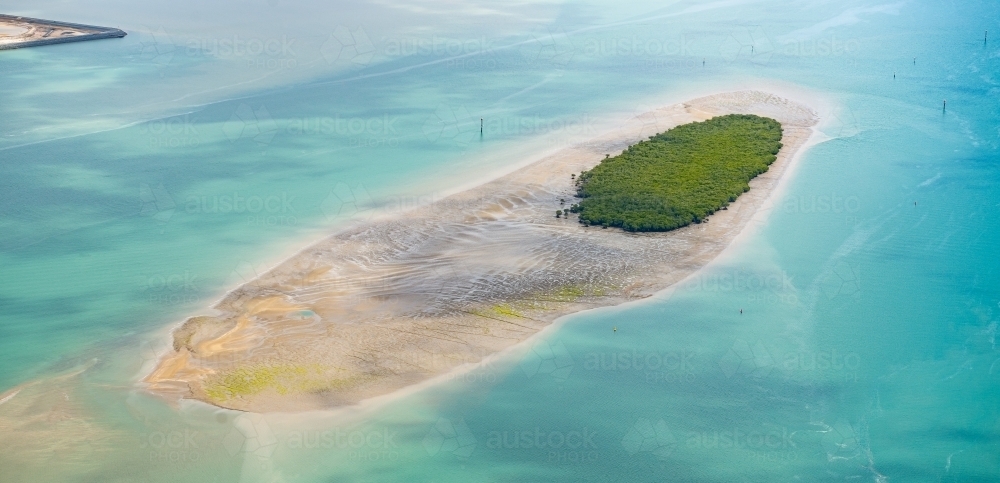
[571,114,783,232]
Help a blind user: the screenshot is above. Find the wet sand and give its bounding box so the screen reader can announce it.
[144,90,820,413]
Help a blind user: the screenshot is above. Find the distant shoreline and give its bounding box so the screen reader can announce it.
[0,14,125,51]
[144,90,822,413]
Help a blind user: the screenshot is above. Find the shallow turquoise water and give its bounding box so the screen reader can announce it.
[2,0,999,481]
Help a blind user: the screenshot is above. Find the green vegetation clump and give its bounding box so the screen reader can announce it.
[570,114,783,232]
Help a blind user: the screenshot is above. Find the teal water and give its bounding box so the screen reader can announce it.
[2,0,999,481]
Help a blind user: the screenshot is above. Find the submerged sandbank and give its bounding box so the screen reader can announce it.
[144,90,820,412]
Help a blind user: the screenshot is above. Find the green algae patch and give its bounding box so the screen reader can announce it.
[472,303,526,319]
[552,285,586,299]
[491,304,523,317]
[204,363,326,401]
[538,283,608,302]
[470,284,612,321]
[571,114,783,232]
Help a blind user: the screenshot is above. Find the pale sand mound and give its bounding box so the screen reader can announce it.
[145,91,819,412]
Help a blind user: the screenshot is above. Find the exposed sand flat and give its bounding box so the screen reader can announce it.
[0,14,125,50]
[145,91,820,413]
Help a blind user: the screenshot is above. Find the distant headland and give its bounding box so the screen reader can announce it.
[0,14,125,50]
